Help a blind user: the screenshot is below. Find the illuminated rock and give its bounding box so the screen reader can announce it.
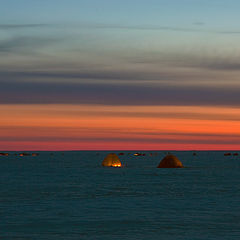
[102,153,122,167]
[19,152,30,156]
[157,154,183,168]
[133,153,142,156]
[31,153,39,156]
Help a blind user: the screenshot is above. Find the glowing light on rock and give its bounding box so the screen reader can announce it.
[102,153,122,167]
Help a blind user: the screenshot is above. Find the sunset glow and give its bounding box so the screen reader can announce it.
[1,104,239,150]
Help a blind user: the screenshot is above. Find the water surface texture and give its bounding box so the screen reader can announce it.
[1,151,240,239]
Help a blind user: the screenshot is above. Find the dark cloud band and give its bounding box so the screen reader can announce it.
[0,79,239,106]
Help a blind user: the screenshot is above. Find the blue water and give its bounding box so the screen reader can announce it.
[1,151,240,240]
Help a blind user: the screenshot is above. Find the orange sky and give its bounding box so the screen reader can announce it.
[1,104,240,151]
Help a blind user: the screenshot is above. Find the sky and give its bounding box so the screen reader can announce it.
[1,0,240,150]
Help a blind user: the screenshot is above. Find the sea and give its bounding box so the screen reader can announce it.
[1,151,240,240]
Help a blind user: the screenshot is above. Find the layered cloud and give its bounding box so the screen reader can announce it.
[1,62,240,106]
[1,20,240,149]
[0,76,239,106]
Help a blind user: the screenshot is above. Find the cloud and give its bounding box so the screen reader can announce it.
[0,24,50,29]
[1,23,200,33]
[197,61,240,71]
[1,21,240,107]
[1,135,239,146]
[87,23,200,33]
[60,109,240,122]
[2,22,240,35]
[0,79,239,106]
[128,52,240,72]
[0,36,59,54]
[0,69,177,82]
[0,22,209,36]
[75,22,240,35]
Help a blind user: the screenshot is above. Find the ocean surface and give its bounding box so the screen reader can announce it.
[1,151,240,240]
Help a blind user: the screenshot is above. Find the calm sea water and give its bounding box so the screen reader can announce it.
[1,151,240,240]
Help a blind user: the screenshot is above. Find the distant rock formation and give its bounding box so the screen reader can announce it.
[157,154,184,168]
[0,152,9,156]
[224,153,231,156]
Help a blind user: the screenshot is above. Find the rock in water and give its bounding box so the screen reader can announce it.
[102,153,122,167]
[157,154,183,168]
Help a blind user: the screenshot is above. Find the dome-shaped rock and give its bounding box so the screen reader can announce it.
[157,154,183,168]
[102,153,122,167]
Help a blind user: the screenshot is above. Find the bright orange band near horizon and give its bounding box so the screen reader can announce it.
[0,104,240,151]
